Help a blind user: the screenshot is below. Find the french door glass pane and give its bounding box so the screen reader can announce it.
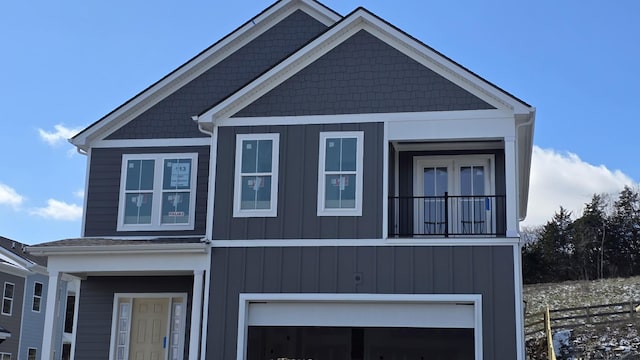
[423,167,447,234]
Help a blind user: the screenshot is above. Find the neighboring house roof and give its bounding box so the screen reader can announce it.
[0,236,46,267]
[0,236,47,277]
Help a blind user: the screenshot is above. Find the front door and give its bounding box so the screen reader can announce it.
[112,294,187,360]
[129,298,169,360]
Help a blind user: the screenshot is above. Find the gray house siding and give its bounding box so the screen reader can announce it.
[234,30,495,118]
[0,273,24,358]
[18,273,49,359]
[107,10,329,140]
[206,245,517,360]
[74,276,193,360]
[84,146,209,237]
[213,122,383,240]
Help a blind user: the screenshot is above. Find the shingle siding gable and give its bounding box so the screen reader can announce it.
[235,30,495,117]
[107,10,329,140]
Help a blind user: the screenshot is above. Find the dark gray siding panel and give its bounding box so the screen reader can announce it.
[206,246,517,360]
[107,10,328,140]
[213,123,383,240]
[74,276,193,360]
[84,146,209,237]
[0,274,24,357]
[235,30,495,117]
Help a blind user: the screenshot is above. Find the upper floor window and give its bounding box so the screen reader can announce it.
[317,131,364,216]
[118,153,198,231]
[233,134,280,217]
[32,282,43,312]
[2,283,14,316]
[27,349,37,360]
[0,353,10,360]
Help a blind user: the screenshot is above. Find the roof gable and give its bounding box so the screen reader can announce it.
[234,29,495,117]
[198,8,533,124]
[70,0,341,150]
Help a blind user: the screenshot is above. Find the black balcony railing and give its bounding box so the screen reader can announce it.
[388,193,506,237]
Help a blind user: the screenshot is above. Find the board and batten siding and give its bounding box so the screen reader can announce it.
[73,276,193,360]
[106,10,328,140]
[84,146,209,237]
[213,122,384,240]
[206,245,518,360]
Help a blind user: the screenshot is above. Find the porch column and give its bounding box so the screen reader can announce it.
[189,269,204,360]
[504,136,519,237]
[41,271,61,360]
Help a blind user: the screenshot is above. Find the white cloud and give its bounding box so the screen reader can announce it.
[30,199,82,221]
[37,124,81,146]
[73,189,85,199]
[0,183,23,208]
[522,146,635,227]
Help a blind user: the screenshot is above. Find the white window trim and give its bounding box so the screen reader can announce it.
[1,282,14,316]
[233,133,280,218]
[0,352,11,360]
[317,131,364,216]
[32,282,43,313]
[117,153,198,231]
[236,293,483,360]
[108,293,188,360]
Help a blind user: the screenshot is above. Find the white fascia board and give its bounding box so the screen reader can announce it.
[26,242,208,257]
[388,115,515,142]
[71,0,340,150]
[91,138,211,148]
[45,251,209,274]
[200,9,532,124]
[216,109,512,127]
[0,262,30,277]
[211,238,521,247]
[516,110,536,220]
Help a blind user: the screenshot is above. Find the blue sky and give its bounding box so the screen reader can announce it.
[1,0,638,244]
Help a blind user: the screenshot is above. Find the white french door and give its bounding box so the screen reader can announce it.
[413,156,494,235]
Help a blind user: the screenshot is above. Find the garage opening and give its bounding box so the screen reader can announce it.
[237,294,482,360]
[247,326,474,360]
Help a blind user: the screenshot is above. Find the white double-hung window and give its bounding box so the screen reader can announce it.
[317,131,364,216]
[233,133,280,217]
[118,153,198,231]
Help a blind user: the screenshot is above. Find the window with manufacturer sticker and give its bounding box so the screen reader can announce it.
[118,153,197,231]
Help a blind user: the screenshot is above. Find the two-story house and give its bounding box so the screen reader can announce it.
[29,0,535,359]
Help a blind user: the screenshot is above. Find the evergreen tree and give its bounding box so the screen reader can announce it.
[607,186,640,277]
[572,194,608,280]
